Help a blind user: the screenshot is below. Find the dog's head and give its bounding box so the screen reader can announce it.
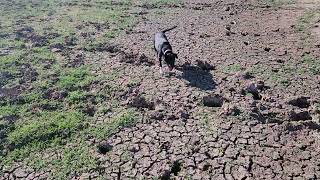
[164,51,178,71]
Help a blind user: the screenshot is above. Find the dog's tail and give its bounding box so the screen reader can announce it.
[161,26,177,33]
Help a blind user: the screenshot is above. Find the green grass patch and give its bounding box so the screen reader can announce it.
[296,10,318,32]
[222,64,242,74]
[301,54,320,75]
[262,0,296,7]
[48,143,98,179]
[8,111,84,149]
[142,0,182,7]
[58,66,96,90]
[89,110,139,140]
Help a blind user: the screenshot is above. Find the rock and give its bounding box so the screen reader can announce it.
[203,95,224,107]
[97,141,113,154]
[287,96,310,108]
[196,60,215,71]
[224,6,230,11]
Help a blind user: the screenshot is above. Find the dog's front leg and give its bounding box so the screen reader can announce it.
[159,58,163,75]
[157,53,163,75]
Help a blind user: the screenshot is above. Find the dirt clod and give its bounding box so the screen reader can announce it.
[244,82,262,100]
[203,95,224,107]
[288,110,312,121]
[196,60,215,71]
[64,36,78,46]
[127,95,155,110]
[97,141,113,154]
[288,96,310,108]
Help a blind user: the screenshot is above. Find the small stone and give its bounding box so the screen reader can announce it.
[224,6,230,11]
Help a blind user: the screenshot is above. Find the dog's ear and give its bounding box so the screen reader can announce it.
[174,53,178,59]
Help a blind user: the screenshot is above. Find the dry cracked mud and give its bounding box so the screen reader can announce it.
[2,0,320,179]
[88,0,320,179]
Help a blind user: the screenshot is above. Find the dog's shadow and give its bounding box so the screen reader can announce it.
[175,62,216,91]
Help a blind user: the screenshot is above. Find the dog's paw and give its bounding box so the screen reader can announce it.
[159,68,164,75]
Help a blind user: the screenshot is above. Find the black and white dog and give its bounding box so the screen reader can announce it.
[153,26,178,74]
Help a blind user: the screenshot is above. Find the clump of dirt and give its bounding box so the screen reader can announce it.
[243,82,262,100]
[222,103,241,116]
[63,52,85,68]
[19,64,38,83]
[43,89,68,100]
[82,105,96,116]
[287,96,310,108]
[148,111,165,120]
[87,42,121,53]
[203,95,224,107]
[15,27,49,47]
[97,141,113,154]
[127,94,155,110]
[49,43,65,53]
[196,60,215,71]
[64,36,78,46]
[287,110,312,121]
[119,52,154,66]
[138,53,154,66]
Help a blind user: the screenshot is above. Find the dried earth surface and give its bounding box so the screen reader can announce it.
[1,0,320,179]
